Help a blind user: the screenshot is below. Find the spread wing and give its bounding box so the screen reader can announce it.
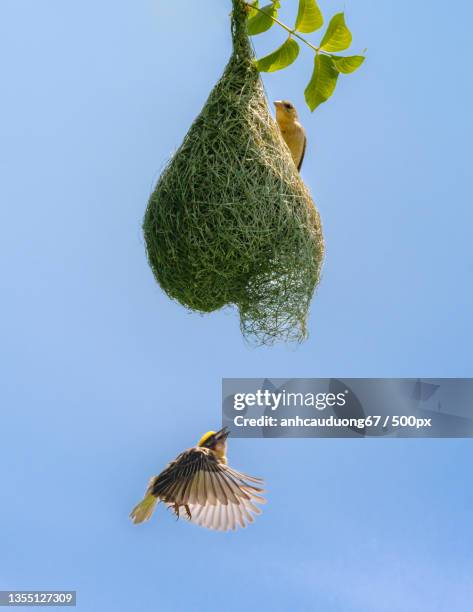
[148,447,265,531]
[186,462,266,531]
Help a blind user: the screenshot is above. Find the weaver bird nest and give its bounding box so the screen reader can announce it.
[143,0,324,345]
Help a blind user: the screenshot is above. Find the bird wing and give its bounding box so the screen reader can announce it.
[186,463,266,531]
[297,133,307,171]
[149,447,265,531]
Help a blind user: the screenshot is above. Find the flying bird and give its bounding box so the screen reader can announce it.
[274,100,307,171]
[130,427,265,531]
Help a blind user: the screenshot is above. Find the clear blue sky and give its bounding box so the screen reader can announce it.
[1,1,472,610]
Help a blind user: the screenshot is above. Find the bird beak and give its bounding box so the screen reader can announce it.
[214,427,230,442]
[273,100,283,108]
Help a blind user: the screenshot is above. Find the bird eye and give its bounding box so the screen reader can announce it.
[284,103,292,109]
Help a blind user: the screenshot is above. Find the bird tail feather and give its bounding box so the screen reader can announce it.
[130,494,158,524]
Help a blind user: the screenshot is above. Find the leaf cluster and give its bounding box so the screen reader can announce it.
[246,0,364,110]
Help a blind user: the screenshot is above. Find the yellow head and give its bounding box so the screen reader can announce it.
[274,100,298,124]
[197,427,229,460]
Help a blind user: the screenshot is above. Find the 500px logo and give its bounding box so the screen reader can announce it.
[233,390,348,412]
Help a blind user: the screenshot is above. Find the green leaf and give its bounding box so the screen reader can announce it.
[330,55,365,74]
[295,0,323,33]
[247,0,259,19]
[255,37,300,72]
[247,2,278,36]
[319,13,352,52]
[304,54,339,111]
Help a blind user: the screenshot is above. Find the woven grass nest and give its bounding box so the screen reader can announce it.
[143,0,324,345]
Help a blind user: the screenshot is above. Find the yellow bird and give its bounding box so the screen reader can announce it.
[274,100,307,171]
[129,427,265,531]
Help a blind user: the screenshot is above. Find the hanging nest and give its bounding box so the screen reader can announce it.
[143,0,324,345]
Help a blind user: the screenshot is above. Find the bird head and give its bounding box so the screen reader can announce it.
[197,427,230,457]
[274,100,298,123]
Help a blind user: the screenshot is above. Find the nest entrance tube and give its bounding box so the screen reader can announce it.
[143,0,324,345]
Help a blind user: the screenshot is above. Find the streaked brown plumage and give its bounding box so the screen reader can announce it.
[129,427,265,531]
[274,100,306,171]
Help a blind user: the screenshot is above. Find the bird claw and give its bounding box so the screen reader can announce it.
[169,502,192,521]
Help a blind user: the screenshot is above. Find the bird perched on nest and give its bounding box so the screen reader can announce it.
[130,427,265,531]
[274,100,307,171]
